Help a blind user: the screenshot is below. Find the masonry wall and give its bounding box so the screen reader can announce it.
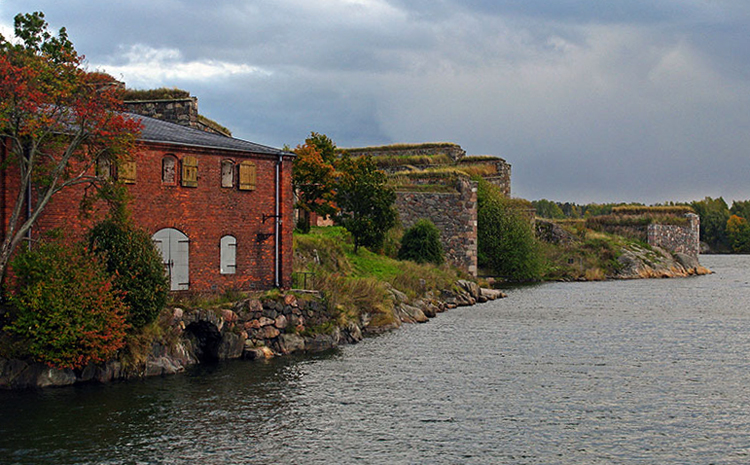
[344,144,467,162]
[395,178,478,276]
[483,160,511,197]
[2,141,294,292]
[125,98,199,128]
[648,213,700,257]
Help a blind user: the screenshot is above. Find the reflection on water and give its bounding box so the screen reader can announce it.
[1,255,749,464]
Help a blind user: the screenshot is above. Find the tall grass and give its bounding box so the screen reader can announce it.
[294,226,463,328]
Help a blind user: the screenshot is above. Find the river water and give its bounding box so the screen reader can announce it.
[1,255,749,464]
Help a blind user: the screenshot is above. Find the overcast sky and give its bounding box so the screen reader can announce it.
[3,0,750,204]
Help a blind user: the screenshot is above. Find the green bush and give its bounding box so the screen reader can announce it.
[398,219,444,265]
[477,179,544,281]
[4,241,129,369]
[89,218,168,329]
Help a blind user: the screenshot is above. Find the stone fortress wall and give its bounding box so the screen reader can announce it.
[340,143,509,276]
[124,98,230,136]
[648,213,700,257]
[395,177,479,275]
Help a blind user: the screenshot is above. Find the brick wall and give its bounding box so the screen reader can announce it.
[3,141,294,292]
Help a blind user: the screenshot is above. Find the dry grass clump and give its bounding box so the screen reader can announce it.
[611,205,694,216]
[122,87,190,100]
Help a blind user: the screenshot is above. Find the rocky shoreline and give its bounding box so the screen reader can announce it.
[0,280,505,389]
[614,245,711,279]
[0,244,710,390]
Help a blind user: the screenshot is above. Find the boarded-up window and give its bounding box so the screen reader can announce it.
[221,160,235,188]
[162,155,177,184]
[120,160,136,184]
[238,161,256,191]
[220,235,237,274]
[182,156,198,187]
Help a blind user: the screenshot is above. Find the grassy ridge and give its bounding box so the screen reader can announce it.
[293,227,462,328]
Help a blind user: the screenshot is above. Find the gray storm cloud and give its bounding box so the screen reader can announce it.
[2,0,750,203]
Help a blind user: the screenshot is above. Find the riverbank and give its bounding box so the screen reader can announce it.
[0,224,709,389]
[0,280,505,389]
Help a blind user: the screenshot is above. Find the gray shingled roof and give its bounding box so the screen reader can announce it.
[132,113,288,156]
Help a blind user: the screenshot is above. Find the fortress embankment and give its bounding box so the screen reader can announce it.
[586,207,701,258]
[340,143,511,276]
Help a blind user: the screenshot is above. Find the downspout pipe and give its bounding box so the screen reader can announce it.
[274,153,282,288]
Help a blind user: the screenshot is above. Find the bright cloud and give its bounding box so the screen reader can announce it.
[94,44,271,88]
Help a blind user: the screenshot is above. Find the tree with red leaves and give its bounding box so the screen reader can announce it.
[0,12,140,281]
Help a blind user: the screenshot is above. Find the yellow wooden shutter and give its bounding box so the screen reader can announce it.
[238,161,256,191]
[119,160,136,184]
[182,156,198,187]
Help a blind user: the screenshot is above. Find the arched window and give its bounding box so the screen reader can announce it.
[220,235,237,274]
[97,156,112,180]
[221,160,235,188]
[162,155,177,185]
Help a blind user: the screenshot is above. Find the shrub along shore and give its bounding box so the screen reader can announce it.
[0,222,710,390]
[0,227,504,389]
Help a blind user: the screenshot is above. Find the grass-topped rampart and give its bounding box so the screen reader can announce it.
[339,142,460,153]
[584,206,694,241]
[122,87,192,101]
[293,226,465,329]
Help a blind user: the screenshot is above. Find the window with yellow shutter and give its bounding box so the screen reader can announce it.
[182,156,198,187]
[238,161,256,191]
[119,160,136,184]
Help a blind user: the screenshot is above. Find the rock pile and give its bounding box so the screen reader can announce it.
[0,281,506,389]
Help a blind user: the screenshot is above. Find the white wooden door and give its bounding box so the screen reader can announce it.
[152,228,190,291]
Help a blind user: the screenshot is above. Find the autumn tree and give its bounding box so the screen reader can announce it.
[335,154,397,253]
[726,215,750,253]
[0,12,140,281]
[730,200,750,221]
[293,142,338,228]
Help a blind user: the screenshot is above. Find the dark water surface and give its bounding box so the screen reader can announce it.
[1,255,749,464]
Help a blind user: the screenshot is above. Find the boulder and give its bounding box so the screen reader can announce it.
[397,304,429,323]
[221,309,238,324]
[480,288,507,300]
[218,332,246,360]
[388,286,409,304]
[284,294,298,307]
[274,315,288,330]
[259,316,275,327]
[244,344,275,360]
[258,326,281,340]
[457,280,480,300]
[342,322,363,344]
[675,253,700,271]
[94,361,123,383]
[305,334,338,352]
[144,357,183,377]
[37,366,76,388]
[279,333,306,354]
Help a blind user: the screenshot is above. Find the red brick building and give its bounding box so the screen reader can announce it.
[1,112,295,292]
